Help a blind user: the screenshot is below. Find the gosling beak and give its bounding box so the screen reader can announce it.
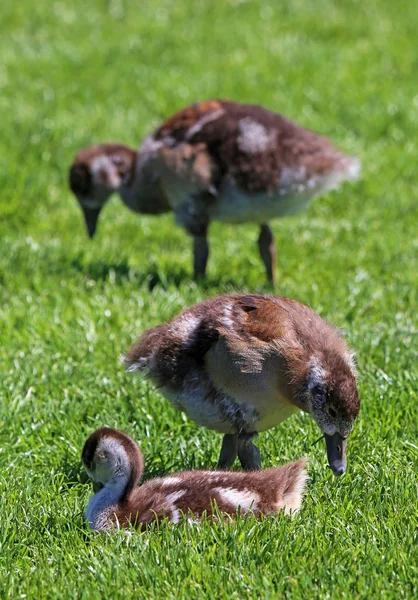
[93,481,104,493]
[325,433,347,476]
[82,206,101,239]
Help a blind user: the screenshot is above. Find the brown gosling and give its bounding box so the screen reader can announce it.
[82,427,308,531]
[69,99,360,284]
[123,294,360,475]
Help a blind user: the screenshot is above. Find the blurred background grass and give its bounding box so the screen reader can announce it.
[0,1,417,598]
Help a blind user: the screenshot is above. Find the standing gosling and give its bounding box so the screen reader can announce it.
[82,427,308,531]
[123,294,360,475]
[69,99,360,284]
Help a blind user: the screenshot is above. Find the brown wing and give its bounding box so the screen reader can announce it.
[208,295,291,374]
[235,295,290,343]
[154,100,224,142]
[153,100,345,194]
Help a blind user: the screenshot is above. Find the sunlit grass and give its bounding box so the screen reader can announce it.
[0,1,417,598]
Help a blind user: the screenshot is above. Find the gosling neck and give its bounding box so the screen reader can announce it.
[85,473,129,530]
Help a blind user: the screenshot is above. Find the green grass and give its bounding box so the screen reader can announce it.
[1,0,417,597]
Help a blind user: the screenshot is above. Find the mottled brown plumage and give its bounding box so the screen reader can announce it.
[155,100,349,193]
[124,294,360,475]
[69,100,360,283]
[82,427,308,531]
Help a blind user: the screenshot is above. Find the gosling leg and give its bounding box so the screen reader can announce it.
[193,233,209,280]
[258,223,276,286]
[217,433,238,469]
[238,433,261,471]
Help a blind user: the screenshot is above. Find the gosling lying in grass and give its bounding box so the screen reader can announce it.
[82,427,308,531]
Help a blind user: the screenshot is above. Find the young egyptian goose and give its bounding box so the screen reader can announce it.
[82,427,308,531]
[123,294,360,475]
[69,100,360,283]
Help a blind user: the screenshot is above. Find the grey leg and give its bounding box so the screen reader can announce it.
[193,234,209,280]
[238,434,261,471]
[217,434,238,470]
[257,223,276,286]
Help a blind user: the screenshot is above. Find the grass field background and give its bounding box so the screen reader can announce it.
[1,0,417,597]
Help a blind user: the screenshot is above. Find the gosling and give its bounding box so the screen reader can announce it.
[69,99,360,284]
[82,427,308,531]
[123,294,360,475]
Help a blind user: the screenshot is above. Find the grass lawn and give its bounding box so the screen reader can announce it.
[0,0,417,597]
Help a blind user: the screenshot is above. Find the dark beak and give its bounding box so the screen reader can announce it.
[93,481,104,493]
[82,206,101,238]
[325,433,347,476]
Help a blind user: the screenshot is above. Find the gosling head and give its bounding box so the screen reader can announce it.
[300,355,360,476]
[81,427,143,493]
[69,144,136,238]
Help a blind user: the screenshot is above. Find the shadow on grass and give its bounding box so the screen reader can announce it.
[70,257,248,291]
[71,257,192,290]
[61,457,90,487]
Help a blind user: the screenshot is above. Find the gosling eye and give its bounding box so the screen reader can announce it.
[328,406,337,419]
[310,384,326,406]
[96,451,107,460]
